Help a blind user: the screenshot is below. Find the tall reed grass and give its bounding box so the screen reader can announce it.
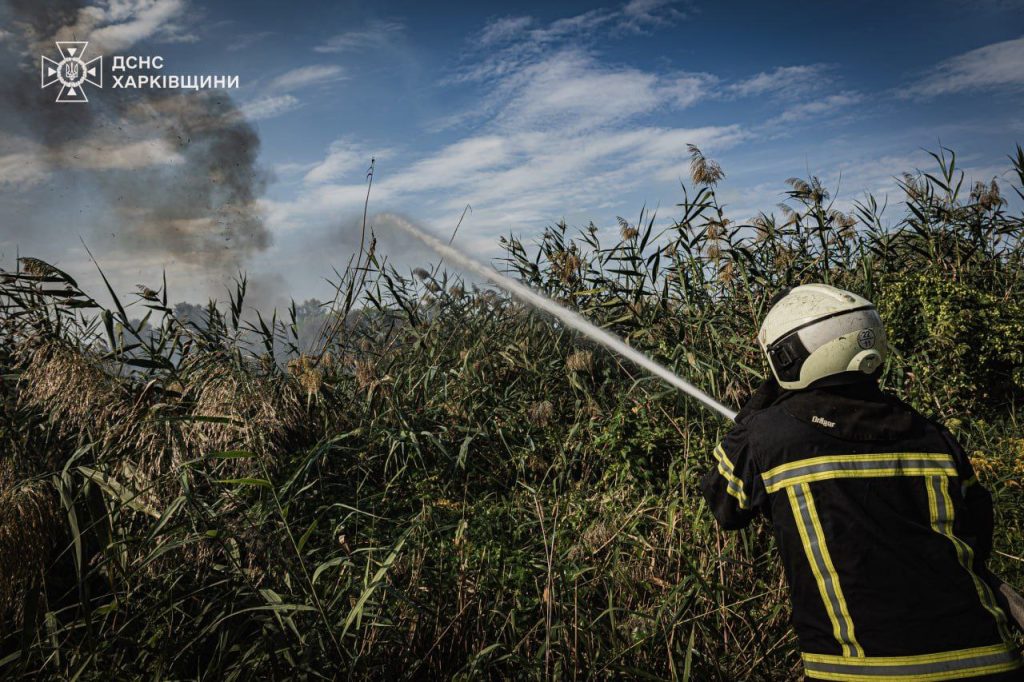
[1,146,1022,679]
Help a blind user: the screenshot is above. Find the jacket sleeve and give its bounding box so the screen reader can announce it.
[938,425,994,564]
[700,421,768,530]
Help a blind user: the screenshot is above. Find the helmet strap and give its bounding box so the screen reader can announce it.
[766,331,811,383]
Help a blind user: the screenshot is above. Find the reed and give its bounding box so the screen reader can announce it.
[0,145,1022,680]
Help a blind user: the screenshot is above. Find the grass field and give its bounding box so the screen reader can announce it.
[2,146,1023,679]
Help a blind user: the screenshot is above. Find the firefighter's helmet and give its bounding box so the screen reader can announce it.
[758,284,887,390]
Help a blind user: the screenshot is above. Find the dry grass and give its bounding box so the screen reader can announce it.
[0,482,59,621]
[186,362,305,463]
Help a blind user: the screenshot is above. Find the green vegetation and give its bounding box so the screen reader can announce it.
[2,146,1023,680]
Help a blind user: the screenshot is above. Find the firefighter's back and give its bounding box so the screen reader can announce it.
[743,383,1022,680]
[702,284,1023,680]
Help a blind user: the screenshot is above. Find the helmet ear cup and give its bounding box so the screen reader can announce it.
[847,349,882,375]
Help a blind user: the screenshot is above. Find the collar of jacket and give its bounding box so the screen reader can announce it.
[772,374,921,441]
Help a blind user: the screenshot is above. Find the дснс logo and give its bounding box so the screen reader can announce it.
[41,41,102,103]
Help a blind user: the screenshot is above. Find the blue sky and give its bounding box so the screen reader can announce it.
[1,0,1023,309]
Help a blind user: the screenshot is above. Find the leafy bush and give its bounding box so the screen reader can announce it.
[1,146,1022,680]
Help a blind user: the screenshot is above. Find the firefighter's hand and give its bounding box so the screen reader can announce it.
[735,377,781,424]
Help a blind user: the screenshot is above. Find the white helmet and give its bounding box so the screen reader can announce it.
[758,284,887,390]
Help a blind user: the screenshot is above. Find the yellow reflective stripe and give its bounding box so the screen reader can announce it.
[765,453,953,478]
[804,662,1022,682]
[925,476,1013,643]
[802,642,1022,681]
[714,444,748,509]
[717,463,749,508]
[932,476,1011,641]
[803,642,1015,666]
[762,453,956,493]
[765,467,954,493]
[804,486,862,657]
[788,485,861,657]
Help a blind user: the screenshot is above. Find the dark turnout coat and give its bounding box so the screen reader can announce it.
[701,377,1023,681]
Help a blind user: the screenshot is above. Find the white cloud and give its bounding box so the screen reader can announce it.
[533,9,616,41]
[491,50,663,132]
[266,121,745,237]
[263,7,859,267]
[241,94,302,121]
[267,64,347,92]
[661,73,719,108]
[906,35,1024,97]
[383,136,511,192]
[246,64,346,122]
[471,1,685,53]
[431,125,743,223]
[449,6,723,135]
[620,0,687,30]
[730,64,828,98]
[273,161,318,177]
[457,49,716,135]
[304,139,379,185]
[0,153,49,188]
[769,92,862,125]
[56,0,191,53]
[477,16,533,45]
[315,20,404,53]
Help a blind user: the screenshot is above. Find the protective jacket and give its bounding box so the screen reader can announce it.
[701,376,1022,681]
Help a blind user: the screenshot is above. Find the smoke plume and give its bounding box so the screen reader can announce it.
[0,0,271,268]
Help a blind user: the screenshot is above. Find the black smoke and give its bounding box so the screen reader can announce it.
[0,0,272,268]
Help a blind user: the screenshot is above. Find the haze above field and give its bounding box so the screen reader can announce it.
[1,0,1022,309]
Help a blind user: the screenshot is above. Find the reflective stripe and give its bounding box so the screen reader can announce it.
[803,642,1022,681]
[788,483,863,657]
[925,475,1013,643]
[762,453,956,493]
[713,444,748,509]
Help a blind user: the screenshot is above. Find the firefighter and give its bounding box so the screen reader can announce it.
[701,283,1023,681]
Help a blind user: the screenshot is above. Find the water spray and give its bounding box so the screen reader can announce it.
[384,213,738,421]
